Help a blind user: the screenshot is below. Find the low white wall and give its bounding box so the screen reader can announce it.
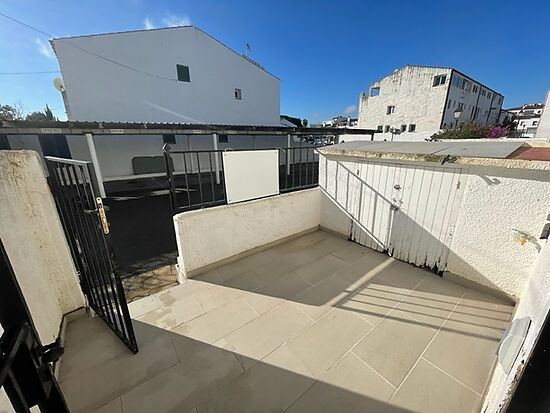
[174,188,321,278]
[447,165,550,298]
[483,239,550,411]
[0,150,84,344]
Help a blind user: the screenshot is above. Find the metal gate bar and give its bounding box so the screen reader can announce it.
[45,157,138,353]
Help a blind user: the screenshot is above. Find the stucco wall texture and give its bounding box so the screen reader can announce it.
[446,165,550,298]
[174,188,321,277]
[0,151,84,344]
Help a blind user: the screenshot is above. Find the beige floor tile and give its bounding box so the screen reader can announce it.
[121,346,244,413]
[332,252,392,289]
[59,328,127,381]
[423,315,503,394]
[193,283,244,312]
[294,254,347,285]
[451,288,514,332]
[216,251,275,281]
[242,290,284,315]
[217,301,312,370]
[293,275,352,320]
[60,333,178,413]
[127,294,161,318]
[332,242,371,262]
[253,272,311,300]
[287,309,372,377]
[193,268,223,284]
[171,298,258,358]
[376,260,428,290]
[222,270,266,291]
[198,345,315,413]
[131,319,168,346]
[63,316,109,347]
[391,358,481,413]
[338,276,410,327]
[137,292,205,330]
[352,309,438,387]
[287,353,395,413]
[266,231,330,256]
[92,398,122,413]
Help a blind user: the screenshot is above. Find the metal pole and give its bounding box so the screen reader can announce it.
[163,144,176,212]
[286,133,291,176]
[213,133,220,184]
[84,133,106,198]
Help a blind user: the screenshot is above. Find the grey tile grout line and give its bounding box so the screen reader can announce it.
[389,290,467,401]
[421,357,482,397]
[324,273,430,378]
[352,350,398,390]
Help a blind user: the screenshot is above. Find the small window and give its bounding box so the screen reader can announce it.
[447,100,452,109]
[176,64,190,82]
[400,124,407,132]
[473,85,479,93]
[386,106,395,115]
[370,87,380,97]
[377,125,383,132]
[234,88,242,100]
[432,75,447,87]
[533,120,539,126]
[384,125,390,133]
[408,124,416,132]
[218,134,228,143]
[162,134,176,145]
[487,92,492,99]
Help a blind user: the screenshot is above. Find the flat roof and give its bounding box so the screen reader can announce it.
[317,141,550,171]
[0,120,377,137]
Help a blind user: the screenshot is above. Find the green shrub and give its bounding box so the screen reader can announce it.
[431,122,491,140]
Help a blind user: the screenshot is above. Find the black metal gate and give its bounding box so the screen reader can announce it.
[45,157,138,353]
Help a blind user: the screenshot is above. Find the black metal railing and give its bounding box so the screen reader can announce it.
[164,144,324,214]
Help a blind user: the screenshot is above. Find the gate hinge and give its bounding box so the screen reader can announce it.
[96,197,110,235]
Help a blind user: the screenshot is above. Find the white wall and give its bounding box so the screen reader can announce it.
[52,27,280,125]
[358,66,452,132]
[446,165,550,298]
[0,151,84,344]
[174,188,320,278]
[483,239,550,411]
[535,89,550,139]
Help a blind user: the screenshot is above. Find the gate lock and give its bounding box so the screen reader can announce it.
[96,197,110,235]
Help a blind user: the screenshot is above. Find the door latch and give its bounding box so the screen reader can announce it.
[96,197,110,235]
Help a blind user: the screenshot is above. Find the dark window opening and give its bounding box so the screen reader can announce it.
[432,75,447,87]
[377,125,383,132]
[163,134,176,145]
[218,134,228,143]
[176,64,190,82]
[384,125,390,133]
[234,88,242,100]
[386,106,395,115]
[370,87,380,97]
[408,124,416,132]
[400,124,407,132]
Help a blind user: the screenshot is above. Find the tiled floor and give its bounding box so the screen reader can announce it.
[59,230,515,413]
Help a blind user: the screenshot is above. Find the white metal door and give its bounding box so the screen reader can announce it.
[349,160,463,272]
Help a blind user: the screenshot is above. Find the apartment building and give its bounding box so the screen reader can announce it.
[507,103,545,138]
[357,65,504,139]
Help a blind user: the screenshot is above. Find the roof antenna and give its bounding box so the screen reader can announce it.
[245,42,252,58]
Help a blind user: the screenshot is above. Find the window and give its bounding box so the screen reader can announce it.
[452,76,461,87]
[473,85,478,93]
[533,120,539,126]
[400,124,407,132]
[234,88,242,100]
[370,87,380,97]
[432,75,447,87]
[487,92,492,99]
[481,89,486,97]
[408,124,416,132]
[162,134,176,145]
[176,64,190,82]
[447,100,452,109]
[218,134,228,143]
[377,125,383,132]
[386,105,395,115]
[384,125,390,133]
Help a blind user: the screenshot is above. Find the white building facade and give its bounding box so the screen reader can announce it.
[535,90,550,139]
[51,26,280,126]
[357,65,504,140]
[507,103,545,138]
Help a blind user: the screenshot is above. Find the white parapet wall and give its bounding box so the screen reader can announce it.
[0,150,84,344]
[174,188,321,279]
[483,238,550,411]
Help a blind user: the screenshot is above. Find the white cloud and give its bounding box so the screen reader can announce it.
[35,38,54,59]
[144,17,155,30]
[161,14,191,27]
[344,104,357,115]
[144,14,191,30]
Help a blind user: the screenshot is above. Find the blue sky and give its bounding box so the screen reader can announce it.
[1,0,549,123]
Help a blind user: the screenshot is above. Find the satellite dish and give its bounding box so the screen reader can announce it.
[53,77,65,92]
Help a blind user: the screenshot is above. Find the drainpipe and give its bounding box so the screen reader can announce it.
[85,133,106,198]
[286,133,291,176]
[212,133,220,184]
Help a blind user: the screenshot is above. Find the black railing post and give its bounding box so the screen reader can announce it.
[163,143,177,213]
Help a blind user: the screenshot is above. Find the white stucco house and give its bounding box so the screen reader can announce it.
[50,26,280,126]
[357,65,504,141]
[506,102,545,138]
[535,90,550,139]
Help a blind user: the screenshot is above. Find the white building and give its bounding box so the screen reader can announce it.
[535,90,550,139]
[51,26,280,125]
[357,65,504,140]
[507,102,545,138]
